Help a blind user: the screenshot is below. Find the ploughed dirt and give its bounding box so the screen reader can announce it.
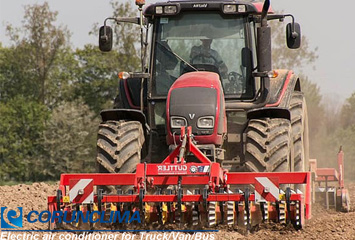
[0,182,354,239]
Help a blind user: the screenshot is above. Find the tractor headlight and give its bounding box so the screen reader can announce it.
[164,5,177,14]
[238,5,246,13]
[171,117,187,128]
[223,4,237,13]
[197,116,214,129]
[155,5,178,15]
[223,4,246,14]
[155,6,163,14]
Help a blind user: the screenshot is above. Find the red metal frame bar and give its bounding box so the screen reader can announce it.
[226,172,310,185]
[58,171,310,187]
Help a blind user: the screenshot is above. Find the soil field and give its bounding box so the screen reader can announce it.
[0,182,354,239]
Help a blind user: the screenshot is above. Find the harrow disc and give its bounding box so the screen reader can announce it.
[294,201,302,229]
[278,201,286,224]
[192,205,199,227]
[226,201,235,226]
[207,201,217,227]
[260,202,269,222]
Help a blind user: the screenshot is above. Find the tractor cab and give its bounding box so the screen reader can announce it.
[149,7,254,98]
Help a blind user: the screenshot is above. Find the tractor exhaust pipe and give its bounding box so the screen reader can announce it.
[257,0,272,73]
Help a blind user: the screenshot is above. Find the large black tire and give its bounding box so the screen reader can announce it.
[244,118,292,172]
[290,92,309,172]
[96,120,144,173]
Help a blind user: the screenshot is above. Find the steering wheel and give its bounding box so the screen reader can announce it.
[228,71,243,83]
[191,53,219,66]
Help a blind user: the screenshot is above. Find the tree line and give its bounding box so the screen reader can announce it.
[0,1,354,183]
[0,2,139,182]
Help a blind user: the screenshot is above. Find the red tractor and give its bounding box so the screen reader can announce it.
[97,0,308,185]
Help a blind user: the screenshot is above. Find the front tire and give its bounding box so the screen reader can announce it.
[96,120,144,173]
[290,92,309,172]
[244,118,293,172]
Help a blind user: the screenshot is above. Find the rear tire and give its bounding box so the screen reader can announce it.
[290,92,309,172]
[96,120,144,174]
[244,118,292,172]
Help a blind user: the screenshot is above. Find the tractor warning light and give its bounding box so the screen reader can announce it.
[135,0,145,7]
[119,72,130,80]
[268,70,279,78]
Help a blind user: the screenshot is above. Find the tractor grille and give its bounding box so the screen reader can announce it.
[169,87,217,135]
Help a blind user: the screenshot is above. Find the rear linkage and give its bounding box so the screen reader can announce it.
[48,126,312,231]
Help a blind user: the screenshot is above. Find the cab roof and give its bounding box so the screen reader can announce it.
[143,0,270,17]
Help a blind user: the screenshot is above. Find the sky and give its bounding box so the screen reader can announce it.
[0,0,354,104]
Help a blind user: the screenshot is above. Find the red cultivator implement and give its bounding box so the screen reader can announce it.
[48,127,312,230]
[310,147,350,212]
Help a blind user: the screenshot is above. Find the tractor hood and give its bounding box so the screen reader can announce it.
[166,72,226,146]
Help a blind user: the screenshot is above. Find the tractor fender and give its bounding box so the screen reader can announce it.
[266,69,300,108]
[114,78,147,110]
[247,107,291,121]
[100,109,148,133]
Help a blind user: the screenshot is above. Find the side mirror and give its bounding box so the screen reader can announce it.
[286,22,301,49]
[99,26,113,52]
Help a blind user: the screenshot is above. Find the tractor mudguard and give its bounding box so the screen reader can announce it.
[114,77,148,110]
[100,109,148,133]
[266,69,300,108]
[247,107,290,120]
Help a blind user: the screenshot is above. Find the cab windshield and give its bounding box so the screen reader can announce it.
[153,12,254,98]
